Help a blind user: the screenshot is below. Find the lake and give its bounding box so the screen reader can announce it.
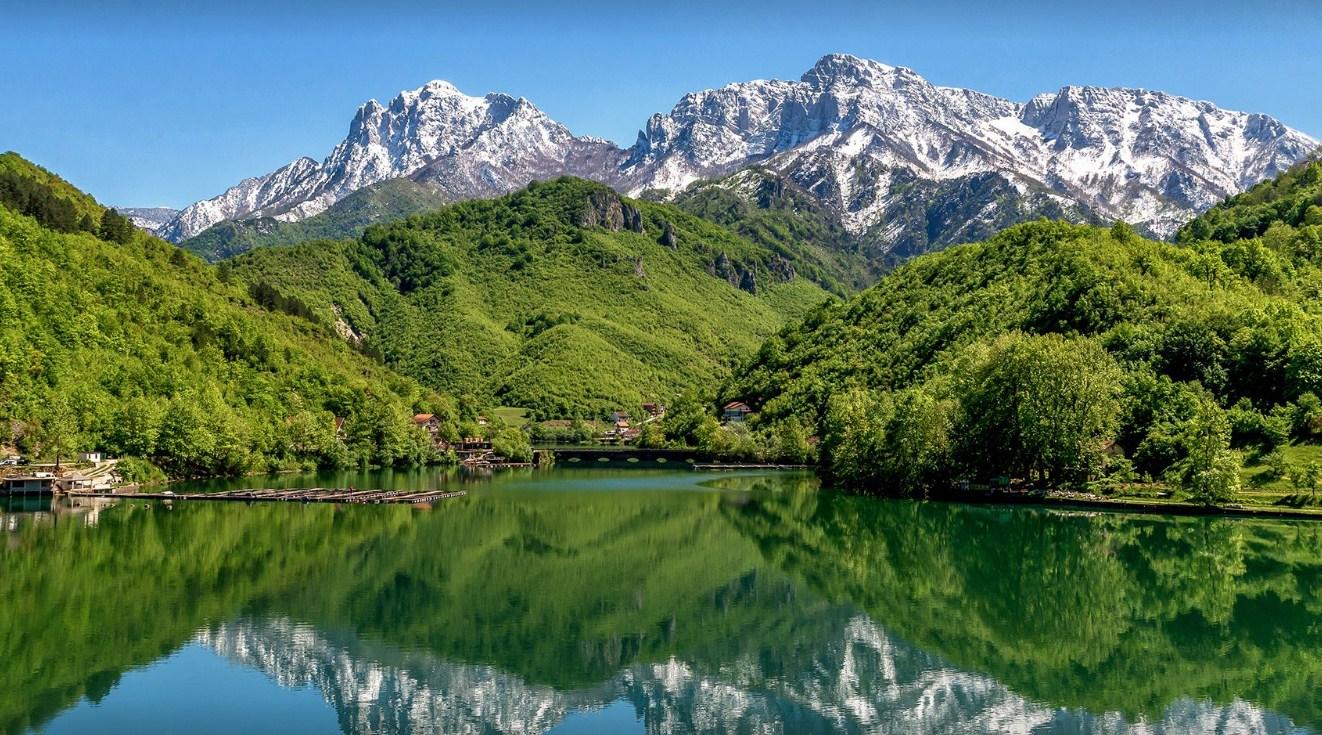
[2,467,1319,734]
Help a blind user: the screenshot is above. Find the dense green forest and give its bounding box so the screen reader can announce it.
[723,159,1322,501]
[181,177,451,261]
[670,168,870,292]
[225,178,834,418]
[1177,157,1322,243]
[0,152,465,479]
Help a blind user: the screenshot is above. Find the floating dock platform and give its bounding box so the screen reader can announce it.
[65,488,467,505]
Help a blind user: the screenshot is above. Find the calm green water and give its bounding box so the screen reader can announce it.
[2,467,1320,734]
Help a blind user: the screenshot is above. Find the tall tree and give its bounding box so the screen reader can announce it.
[1170,394,1241,505]
[955,333,1124,484]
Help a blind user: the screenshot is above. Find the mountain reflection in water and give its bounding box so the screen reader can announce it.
[3,468,1319,734]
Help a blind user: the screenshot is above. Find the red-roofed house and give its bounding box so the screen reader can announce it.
[413,414,442,438]
[722,401,753,423]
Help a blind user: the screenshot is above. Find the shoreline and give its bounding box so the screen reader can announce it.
[923,486,1322,521]
[69,463,1322,521]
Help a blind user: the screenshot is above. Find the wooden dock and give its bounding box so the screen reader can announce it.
[65,488,467,505]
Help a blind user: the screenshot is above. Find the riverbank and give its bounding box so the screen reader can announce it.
[86,459,1322,521]
[926,485,1322,520]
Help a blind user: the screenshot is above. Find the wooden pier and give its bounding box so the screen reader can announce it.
[65,487,467,505]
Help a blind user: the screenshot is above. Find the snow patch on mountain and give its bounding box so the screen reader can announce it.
[119,206,180,235]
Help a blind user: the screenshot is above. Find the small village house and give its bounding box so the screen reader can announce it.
[413,414,443,437]
[78,451,103,464]
[56,472,94,492]
[723,401,753,423]
[641,403,666,420]
[413,414,453,450]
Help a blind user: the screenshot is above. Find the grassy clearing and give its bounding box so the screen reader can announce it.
[1239,443,1322,508]
[490,407,530,426]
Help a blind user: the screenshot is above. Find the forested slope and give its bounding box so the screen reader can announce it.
[227,178,834,418]
[725,160,1322,497]
[0,153,458,478]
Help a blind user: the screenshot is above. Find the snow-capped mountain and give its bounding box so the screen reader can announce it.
[160,55,1316,252]
[158,81,624,241]
[627,54,1316,241]
[119,206,179,234]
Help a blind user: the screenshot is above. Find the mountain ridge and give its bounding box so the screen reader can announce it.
[158,54,1316,266]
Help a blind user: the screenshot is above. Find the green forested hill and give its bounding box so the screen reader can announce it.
[725,207,1322,496]
[0,153,457,478]
[181,177,450,261]
[1178,157,1322,244]
[226,178,834,418]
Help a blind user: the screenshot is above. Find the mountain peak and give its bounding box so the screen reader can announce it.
[387,80,473,111]
[419,79,463,96]
[801,53,897,87]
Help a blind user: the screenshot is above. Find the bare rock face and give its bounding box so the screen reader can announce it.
[578,190,625,230]
[767,255,796,283]
[621,203,644,233]
[755,177,786,209]
[709,252,758,294]
[659,220,678,248]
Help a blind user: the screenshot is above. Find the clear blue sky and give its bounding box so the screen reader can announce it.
[5,0,1319,208]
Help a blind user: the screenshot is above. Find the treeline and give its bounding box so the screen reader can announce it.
[724,196,1322,502]
[639,391,816,464]
[0,154,134,243]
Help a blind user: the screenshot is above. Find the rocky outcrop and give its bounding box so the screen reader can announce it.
[767,255,796,283]
[578,190,626,230]
[622,203,645,233]
[576,190,645,234]
[658,220,678,248]
[709,252,757,294]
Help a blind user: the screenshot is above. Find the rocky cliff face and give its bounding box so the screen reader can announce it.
[162,55,1317,258]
